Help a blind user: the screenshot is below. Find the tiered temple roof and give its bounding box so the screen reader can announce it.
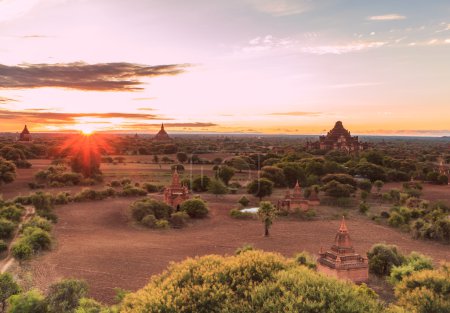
[318,217,368,282]
[164,169,189,209]
[307,121,366,152]
[153,123,172,142]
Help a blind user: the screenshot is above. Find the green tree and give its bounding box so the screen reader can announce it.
[276,162,306,188]
[367,244,405,276]
[216,165,235,185]
[247,178,274,201]
[7,289,47,313]
[192,176,211,192]
[207,179,228,197]
[176,152,188,164]
[45,279,88,313]
[75,298,110,313]
[389,252,433,284]
[322,180,356,198]
[394,264,450,313]
[0,273,21,312]
[180,199,209,218]
[258,201,277,237]
[374,180,384,193]
[261,166,286,187]
[0,158,16,186]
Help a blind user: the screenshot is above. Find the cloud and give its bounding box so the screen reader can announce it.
[123,122,218,128]
[246,0,312,16]
[301,41,386,55]
[0,62,189,91]
[0,96,16,103]
[368,14,406,21]
[327,82,382,89]
[136,107,155,111]
[268,111,321,116]
[0,109,165,122]
[364,129,450,136]
[133,97,156,101]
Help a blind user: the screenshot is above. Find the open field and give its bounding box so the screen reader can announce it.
[2,159,449,304]
[12,193,449,304]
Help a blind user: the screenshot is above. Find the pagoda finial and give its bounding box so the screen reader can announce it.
[161,123,165,130]
[339,216,348,233]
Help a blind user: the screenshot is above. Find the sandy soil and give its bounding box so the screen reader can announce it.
[22,193,449,304]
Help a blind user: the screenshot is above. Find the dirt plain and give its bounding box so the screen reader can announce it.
[1,160,449,304]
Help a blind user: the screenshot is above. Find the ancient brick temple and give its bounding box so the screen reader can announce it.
[317,217,368,283]
[18,125,32,142]
[307,121,367,152]
[164,169,189,209]
[277,181,319,212]
[153,123,172,142]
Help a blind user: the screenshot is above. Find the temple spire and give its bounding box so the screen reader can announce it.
[339,216,348,233]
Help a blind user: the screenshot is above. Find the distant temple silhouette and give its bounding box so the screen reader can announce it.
[164,169,189,209]
[307,121,367,152]
[317,217,368,283]
[153,123,172,142]
[18,125,32,142]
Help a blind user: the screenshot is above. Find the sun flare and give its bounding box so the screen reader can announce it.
[76,125,96,135]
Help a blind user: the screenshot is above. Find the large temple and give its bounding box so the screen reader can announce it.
[164,169,189,209]
[317,217,369,283]
[153,123,172,142]
[307,121,367,152]
[18,125,32,142]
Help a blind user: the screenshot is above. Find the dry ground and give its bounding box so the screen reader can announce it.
[15,193,449,304]
[2,160,449,304]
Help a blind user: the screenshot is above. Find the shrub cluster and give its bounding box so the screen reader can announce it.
[12,217,53,261]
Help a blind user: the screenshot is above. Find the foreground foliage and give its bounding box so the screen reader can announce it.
[120,250,383,313]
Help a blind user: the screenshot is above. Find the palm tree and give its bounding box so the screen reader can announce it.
[258,201,277,237]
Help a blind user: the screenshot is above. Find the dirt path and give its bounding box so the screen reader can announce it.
[19,195,450,304]
[0,206,35,273]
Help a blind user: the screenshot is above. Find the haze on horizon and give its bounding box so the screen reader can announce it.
[0,0,449,136]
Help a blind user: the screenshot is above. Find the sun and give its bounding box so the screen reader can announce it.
[76,125,96,135]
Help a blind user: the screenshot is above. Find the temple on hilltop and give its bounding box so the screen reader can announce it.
[164,169,189,209]
[307,121,367,152]
[18,125,32,142]
[317,217,368,283]
[277,181,319,212]
[153,123,172,142]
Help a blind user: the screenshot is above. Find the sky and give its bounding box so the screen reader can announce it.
[0,0,449,136]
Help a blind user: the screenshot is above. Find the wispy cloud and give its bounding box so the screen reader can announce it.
[327,82,382,89]
[368,14,406,21]
[122,122,218,128]
[301,41,386,55]
[268,111,321,116]
[136,107,154,111]
[133,97,156,101]
[0,62,189,91]
[0,109,165,122]
[0,96,16,103]
[246,0,312,16]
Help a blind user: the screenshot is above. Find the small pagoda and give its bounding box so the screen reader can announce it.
[153,123,172,142]
[317,217,368,283]
[307,121,366,152]
[164,169,189,209]
[277,181,310,212]
[18,125,32,142]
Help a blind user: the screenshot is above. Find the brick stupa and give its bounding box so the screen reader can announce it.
[307,121,366,152]
[317,217,368,283]
[153,123,172,142]
[164,169,189,209]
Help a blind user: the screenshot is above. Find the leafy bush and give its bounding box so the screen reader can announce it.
[142,183,159,193]
[322,180,356,198]
[0,218,16,239]
[130,199,173,222]
[120,250,384,313]
[155,219,170,229]
[22,216,52,232]
[7,289,46,313]
[11,241,33,261]
[118,186,147,197]
[141,214,157,228]
[0,204,23,223]
[0,240,7,253]
[23,227,52,251]
[238,196,250,207]
[169,212,189,228]
[389,252,433,284]
[367,244,405,276]
[45,279,88,313]
[180,198,209,218]
[294,251,317,269]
